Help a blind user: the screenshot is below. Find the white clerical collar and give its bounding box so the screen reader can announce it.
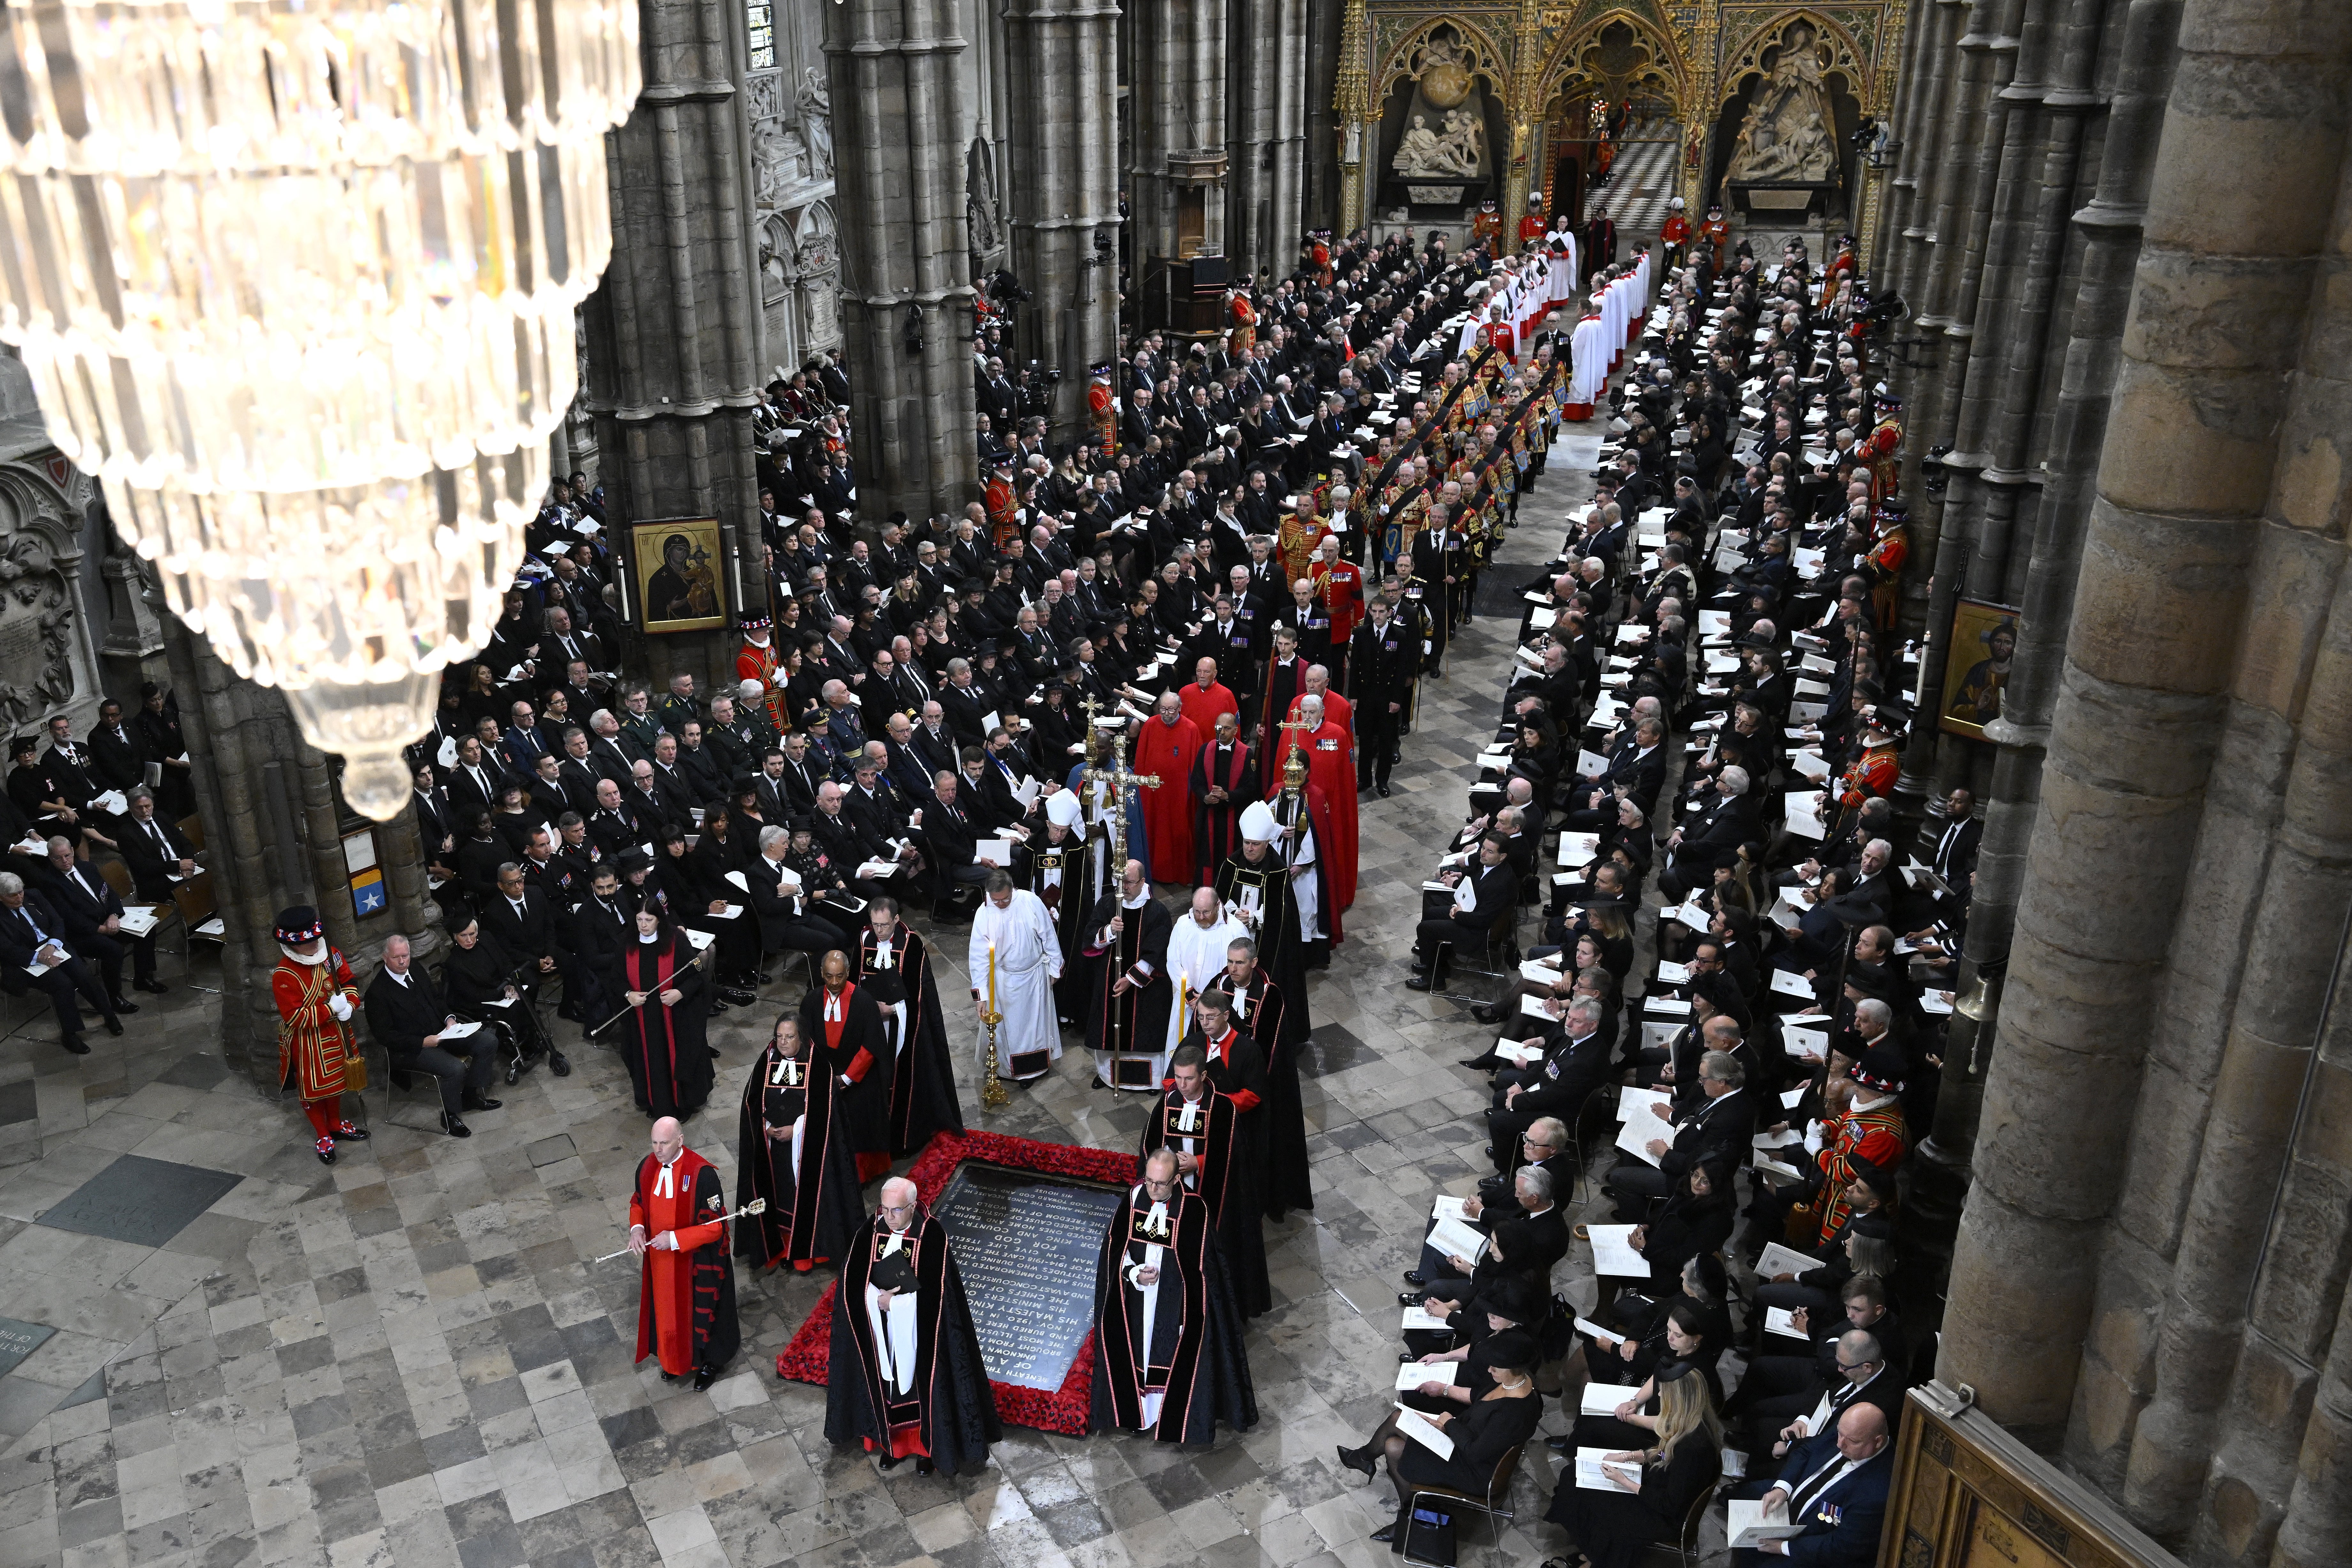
[1122,891,1148,909]
[654,1154,681,1198]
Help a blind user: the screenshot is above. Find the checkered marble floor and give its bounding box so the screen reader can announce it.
[0,426,1626,1568]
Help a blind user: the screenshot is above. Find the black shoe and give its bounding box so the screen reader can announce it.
[707,999,729,1016]
[1397,1292,1420,1306]
[720,987,757,1007]
[1399,1352,1416,1364]
[440,1112,472,1139]
[316,1138,336,1165]
[1546,1434,1572,1453]
[103,1016,124,1036]
[549,1052,571,1077]
[1483,1145,1498,1158]
[110,997,140,1014]
[914,1457,935,1476]
[1371,1523,1400,1545]
[1404,975,1434,991]
[1375,782,1392,798]
[1336,1443,1376,1479]
[60,1033,89,1056]
[331,1122,369,1141]
[660,1370,680,1384]
[136,978,169,995]
[1403,1271,1427,1287]
[692,1366,720,1392]
[1461,1055,1500,1070]
[707,1046,721,1059]
[462,1091,501,1112]
[875,1454,900,1471]
[755,971,773,985]
[1470,1007,1505,1026]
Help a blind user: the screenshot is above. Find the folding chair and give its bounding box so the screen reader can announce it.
[1402,1440,1529,1568]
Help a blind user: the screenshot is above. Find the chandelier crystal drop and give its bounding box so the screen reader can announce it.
[0,0,641,820]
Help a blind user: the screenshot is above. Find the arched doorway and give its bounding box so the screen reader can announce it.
[1537,19,1689,280]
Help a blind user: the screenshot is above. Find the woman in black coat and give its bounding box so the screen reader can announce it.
[656,826,758,1002]
[1544,1360,1723,1568]
[1367,1344,1544,1548]
[1335,1277,1545,1480]
[441,913,559,1082]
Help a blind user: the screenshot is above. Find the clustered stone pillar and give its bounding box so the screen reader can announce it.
[824,0,980,526]
[1001,0,1121,441]
[1940,14,2352,1523]
[581,0,767,695]
[1128,0,1229,265]
[1227,0,1308,282]
[1900,0,2180,1269]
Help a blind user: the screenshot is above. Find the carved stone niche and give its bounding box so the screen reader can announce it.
[0,453,104,733]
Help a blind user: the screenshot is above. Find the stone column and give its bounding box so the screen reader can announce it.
[1001,0,1120,442]
[1899,0,2166,1279]
[1874,0,1941,266]
[1227,0,1309,281]
[1129,0,1229,265]
[1939,0,2344,1437]
[823,0,980,524]
[1302,0,1345,235]
[1890,0,1971,313]
[582,0,769,698]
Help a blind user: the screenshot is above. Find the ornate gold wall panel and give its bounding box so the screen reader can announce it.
[1339,0,1897,250]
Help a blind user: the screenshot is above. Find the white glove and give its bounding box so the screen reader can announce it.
[327,994,354,1021]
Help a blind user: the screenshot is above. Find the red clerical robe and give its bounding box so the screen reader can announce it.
[630,1149,735,1376]
[1178,680,1238,740]
[1137,714,1206,881]
[1277,719,1357,910]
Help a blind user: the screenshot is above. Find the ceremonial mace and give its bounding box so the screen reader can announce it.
[591,1197,767,1263]
[980,938,1010,1111]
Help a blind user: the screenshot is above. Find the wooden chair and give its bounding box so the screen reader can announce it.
[1402,1439,1528,1568]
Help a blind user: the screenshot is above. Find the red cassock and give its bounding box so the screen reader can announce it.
[1137,714,1206,880]
[629,1149,732,1376]
[1285,690,1354,745]
[1178,680,1239,739]
[1279,718,1356,910]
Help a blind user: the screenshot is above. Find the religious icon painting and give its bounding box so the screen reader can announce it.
[628,516,730,633]
[1940,596,2019,741]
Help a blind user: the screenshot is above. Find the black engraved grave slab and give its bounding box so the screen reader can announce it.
[36,1154,246,1249]
[0,1316,56,1378]
[928,1161,1127,1391]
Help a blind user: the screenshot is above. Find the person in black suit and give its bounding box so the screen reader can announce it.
[1482,995,1613,1171]
[117,789,201,902]
[1402,1161,1571,1322]
[362,933,499,1137]
[917,770,993,918]
[1605,1050,1757,1218]
[1407,835,1517,991]
[1659,766,1764,901]
[36,837,160,1003]
[742,825,850,961]
[1731,1395,1895,1568]
[87,699,149,796]
[0,870,120,1054]
[1562,716,1670,830]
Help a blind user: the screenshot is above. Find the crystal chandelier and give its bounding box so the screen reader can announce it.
[0,0,641,818]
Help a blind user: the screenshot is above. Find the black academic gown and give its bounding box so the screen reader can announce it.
[1219,969,1312,1219]
[607,933,715,1118]
[734,1044,865,1269]
[799,983,893,1165]
[1080,892,1174,1070]
[1187,742,1259,884]
[854,926,966,1157]
[1214,848,1313,1047]
[1141,1086,1271,1319]
[1088,1184,1258,1445]
[824,1211,1003,1476]
[1013,830,1089,1021]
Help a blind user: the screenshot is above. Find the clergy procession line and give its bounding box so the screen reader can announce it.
[235,209,1932,1560]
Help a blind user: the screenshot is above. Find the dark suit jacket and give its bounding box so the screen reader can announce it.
[1660,1087,1758,1181]
[0,889,79,978]
[42,861,131,948]
[921,792,981,868]
[1772,1440,1895,1568]
[119,815,199,900]
[481,888,565,960]
[88,725,149,793]
[363,967,454,1059]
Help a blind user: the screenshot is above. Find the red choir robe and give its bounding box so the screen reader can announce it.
[1275,719,1357,911]
[630,1148,741,1377]
[1136,712,1206,880]
[1177,680,1239,740]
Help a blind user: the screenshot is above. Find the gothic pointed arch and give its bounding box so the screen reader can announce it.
[1533,8,1694,126]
